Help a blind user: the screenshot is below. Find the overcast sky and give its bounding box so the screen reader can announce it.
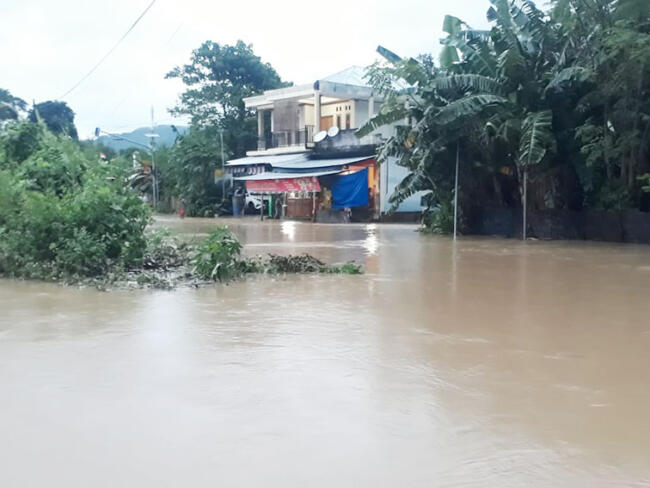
[0,0,490,139]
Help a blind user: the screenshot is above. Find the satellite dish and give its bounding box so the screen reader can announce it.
[313,130,328,143]
[327,126,340,138]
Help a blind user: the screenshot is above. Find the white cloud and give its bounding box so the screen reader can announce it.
[0,0,490,138]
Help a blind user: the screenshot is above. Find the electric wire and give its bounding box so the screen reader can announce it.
[59,0,157,99]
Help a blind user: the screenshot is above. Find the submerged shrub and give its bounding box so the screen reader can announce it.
[421,200,454,235]
[191,226,243,281]
[265,253,325,273]
[189,230,363,283]
[142,228,188,270]
[259,253,362,275]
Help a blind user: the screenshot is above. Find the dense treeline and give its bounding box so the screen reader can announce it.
[361,0,649,233]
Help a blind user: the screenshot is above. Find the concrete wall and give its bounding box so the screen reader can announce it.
[466,207,650,243]
[300,104,313,129]
[354,100,369,129]
[272,100,301,132]
[379,156,426,213]
[321,101,353,128]
[286,98,379,132]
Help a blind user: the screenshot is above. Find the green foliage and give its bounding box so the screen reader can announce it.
[28,101,78,139]
[265,254,326,273]
[364,0,650,233]
[593,179,632,210]
[639,174,650,193]
[0,88,27,123]
[161,42,288,210]
[519,110,554,168]
[166,40,288,158]
[0,125,150,281]
[191,227,243,281]
[166,127,227,216]
[245,253,363,275]
[0,121,44,164]
[190,228,364,282]
[421,200,455,235]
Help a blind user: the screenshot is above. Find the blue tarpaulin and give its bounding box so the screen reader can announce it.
[331,168,369,209]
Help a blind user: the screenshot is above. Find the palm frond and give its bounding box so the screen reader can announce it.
[388,168,430,208]
[519,110,554,168]
[439,45,460,68]
[356,105,408,137]
[444,37,498,76]
[428,74,504,95]
[376,45,403,64]
[442,15,464,35]
[434,94,508,125]
[497,47,526,78]
[544,66,593,95]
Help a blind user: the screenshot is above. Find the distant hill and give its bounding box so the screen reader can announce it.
[95,125,188,152]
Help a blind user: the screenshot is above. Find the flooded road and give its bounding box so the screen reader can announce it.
[2,216,650,487]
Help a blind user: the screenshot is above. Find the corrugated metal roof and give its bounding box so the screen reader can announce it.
[273,155,373,171]
[227,154,373,170]
[234,170,340,181]
[226,154,308,166]
[320,66,369,87]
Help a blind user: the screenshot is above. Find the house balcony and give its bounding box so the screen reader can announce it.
[256,126,315,153]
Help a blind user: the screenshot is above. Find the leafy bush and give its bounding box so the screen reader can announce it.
[189,229,363,283]
[0,122,150,281]
[191,226,243,281]
[421,200,454,235]
[265,253,325,273]
[247,253,362,275]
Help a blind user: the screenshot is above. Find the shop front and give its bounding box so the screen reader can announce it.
[236,172,332,219]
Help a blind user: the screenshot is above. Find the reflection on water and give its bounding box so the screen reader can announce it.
[363,224,379,256]
[281,220,297,241]
[1,216,650,487]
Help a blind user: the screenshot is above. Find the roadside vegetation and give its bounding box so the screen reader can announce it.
[0,122,149,281]
[0,40,360,289]
[360,0,649,233]
[0,122,360,288]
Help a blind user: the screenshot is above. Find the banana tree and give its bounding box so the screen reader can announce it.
[440,0,560,238]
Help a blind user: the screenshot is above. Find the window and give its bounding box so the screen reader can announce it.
[345,113,351,129]
[336,115,341,128]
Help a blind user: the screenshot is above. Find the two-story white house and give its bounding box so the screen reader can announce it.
[225,66,425,221]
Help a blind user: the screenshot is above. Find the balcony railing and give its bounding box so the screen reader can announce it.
[257,126,314,151]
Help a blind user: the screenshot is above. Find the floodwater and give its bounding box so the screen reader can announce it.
[1,217,650,487]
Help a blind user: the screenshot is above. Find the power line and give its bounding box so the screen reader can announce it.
[59,0,157,99]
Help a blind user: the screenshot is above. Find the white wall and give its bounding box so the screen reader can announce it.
[380,156,427,213]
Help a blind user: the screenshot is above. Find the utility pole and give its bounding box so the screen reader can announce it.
[220,130,225,199]
[150,106,157,210]
[453,142,459,240]
[146,106,159,211]
[523,168,528,240]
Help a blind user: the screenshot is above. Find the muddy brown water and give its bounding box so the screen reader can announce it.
[1,216,650,487]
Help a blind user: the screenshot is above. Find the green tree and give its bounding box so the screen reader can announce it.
[167,126,229,217]
[0,89,27,123]
[28,101,78,139]
[166,40,288,157]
